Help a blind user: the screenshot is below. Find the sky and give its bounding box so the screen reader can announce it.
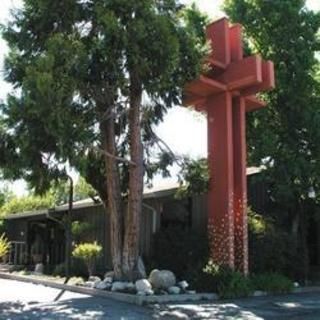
[0,0,319,195]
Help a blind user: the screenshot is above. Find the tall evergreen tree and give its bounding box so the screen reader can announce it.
[1,0,207,279]
[224,0,320,278]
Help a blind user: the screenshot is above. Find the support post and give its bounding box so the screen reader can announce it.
[207,92,235,268]
[233,97,249,274]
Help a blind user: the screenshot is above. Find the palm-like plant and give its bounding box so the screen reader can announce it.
[0,234,10,261]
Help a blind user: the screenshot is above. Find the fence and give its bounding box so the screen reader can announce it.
[6,241,28,265]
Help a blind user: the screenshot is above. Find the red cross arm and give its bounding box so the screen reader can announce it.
[245,96,266,112]
[217,55,263,91]
[241,61,275,97]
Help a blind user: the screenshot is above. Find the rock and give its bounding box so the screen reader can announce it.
[253,290,267,297]
[177,281,189,291]
[146,289,154,295]
[111,281,128,292]
[94,280,111,290]
[104,276,113,283]
[186,290,196,295]
[126,282,136,292]
[168,286,181,295]
[104,271,115,279]
[88,276,101,282]
[294,282,300,288]
[34,263,44,274]
[159,290,169,295]
[149,269,176,290]
[135,279,152,293]
[68,277,85,286]
[83,281,95,288]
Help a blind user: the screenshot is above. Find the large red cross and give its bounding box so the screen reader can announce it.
[183,18,275,274]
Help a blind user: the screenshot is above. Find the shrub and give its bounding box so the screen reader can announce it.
[251,273,294,294]
[52,261,89,278]
[72,242,102,276]
[71,221,94,242]
[248,208,300,278]
[203,261,253,299]
[150,227,209,285]
[0,233,10,260]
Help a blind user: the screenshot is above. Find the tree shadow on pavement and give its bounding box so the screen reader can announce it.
[0,297,152,320]
[151,294,320,320]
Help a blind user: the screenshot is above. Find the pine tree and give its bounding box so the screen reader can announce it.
[1,0,207,279]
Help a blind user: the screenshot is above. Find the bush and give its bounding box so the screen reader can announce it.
[52,260,89,278]
[203,261,253,299]
[248,208,300,278]
[71,221,94,242]
[0,233,10,260]
[72,242,102,276]
[0,194,54,215]
[251,273,294,294]
[150,227,209,285]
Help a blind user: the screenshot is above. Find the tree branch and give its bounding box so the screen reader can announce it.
[92,146,136,166]
[147,124,183,166]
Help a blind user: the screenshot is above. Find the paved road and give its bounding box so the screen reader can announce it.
[1,278,320,319]
[0,278,152,320]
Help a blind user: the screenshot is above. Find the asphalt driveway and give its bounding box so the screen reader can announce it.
[1,278,320,319]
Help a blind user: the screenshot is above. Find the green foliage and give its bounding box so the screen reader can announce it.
[176,158,209,198]
[74,177,97,202]
[72,242,102,276]
[224,0,320,281]
[0,186,13,208]
[71,221,94,240]
[0,194,55,216]
[224,0,320,207]
[0,177,98,216]
[0,233,10,259]
[0,0,207,199]
[50,177,98,206]
[251,273,294,294]
[248,209,300,277]
[150,226,209,284]
[52,261,88,278]
[203,262,253,299]
[248,207,269,235]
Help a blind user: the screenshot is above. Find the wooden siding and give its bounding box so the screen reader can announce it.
[5,175,270,269]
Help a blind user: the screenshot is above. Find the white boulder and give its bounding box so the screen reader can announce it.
[111,281,128,292]
[88,276,101,282]
[104,271,115,279]
[83,281,95,288]
[103,276,113,284]
[135,279,152,293]
[168,286,181,295]
[94,280,111,290]
[177,281,189,291]
[149,269,176,290]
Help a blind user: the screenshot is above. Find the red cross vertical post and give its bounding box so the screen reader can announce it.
[183,18,275,274]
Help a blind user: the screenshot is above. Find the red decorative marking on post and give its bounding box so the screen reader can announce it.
[183,18,275,274]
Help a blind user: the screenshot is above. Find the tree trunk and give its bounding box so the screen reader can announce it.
[299,207,309,284]
[122,73,144,281]
[65,175,73,282]
[100,116,123,279]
